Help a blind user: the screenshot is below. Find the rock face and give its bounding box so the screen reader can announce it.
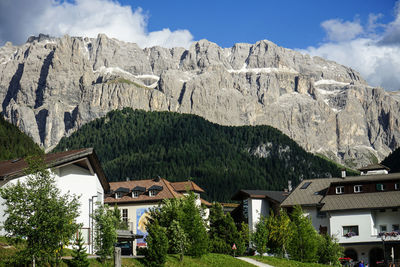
[1,34,399,167]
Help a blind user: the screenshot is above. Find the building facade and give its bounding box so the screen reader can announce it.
[281,165,400,266]
[0,148,109,254]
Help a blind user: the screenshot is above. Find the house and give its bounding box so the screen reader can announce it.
[104,177,211,255]
[0,148,109,254]
[231,189,288,232]
[281,165,400,266]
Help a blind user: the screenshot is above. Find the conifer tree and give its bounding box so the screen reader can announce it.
[70,231,89,267]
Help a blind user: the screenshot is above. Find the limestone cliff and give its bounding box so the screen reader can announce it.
[1,34,399,167]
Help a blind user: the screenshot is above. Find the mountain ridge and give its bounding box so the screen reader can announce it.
[1,33,399,167]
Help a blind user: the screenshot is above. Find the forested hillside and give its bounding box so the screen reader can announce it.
[54,108,356,201]
[381,147,400,173]
[0,117,43,161]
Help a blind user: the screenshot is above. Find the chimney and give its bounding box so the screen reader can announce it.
[341,169,346,178]
[288,180,292,192]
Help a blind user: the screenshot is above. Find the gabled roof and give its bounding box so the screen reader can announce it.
[133,186,146,192]
[320,191,400,211]
[105,178,182,204]
[170,181,205,193]
[148,185,163,191]
[231,189,287,203]
[281,173,400,211]
[358,163,390,172]
[0,148,109,191]
[115,187,130,193]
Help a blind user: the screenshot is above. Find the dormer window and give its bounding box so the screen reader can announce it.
[115,192,123,199]
[149,190,157,197]
[354,185,362,193]
[148,185,163,197]
[395,183,399,190]
[336,186,344,194]
[132,186,146,198]
[114,187,129,199]
[132,191,139,198]
[376,183,385,191]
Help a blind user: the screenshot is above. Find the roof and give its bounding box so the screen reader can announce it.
[358,163,390,172]
[281,178,342,207]
[320,191,400,211]
[200,198,212,207]
[105,178,184,204]
[281,173,400,211]
[170,181,205,193]
[0,148,110,191]
[231,189,287,203]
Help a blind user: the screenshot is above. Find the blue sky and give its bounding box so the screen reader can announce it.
[0,0,399,90]
[120,0,395,49]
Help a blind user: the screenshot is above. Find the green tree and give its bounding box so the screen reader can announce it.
[318,234,343,265]
[0,155,80,266]
[93,203,117,262]
[237,222,250,256]
[287,206,319,262]
[251,216,269,256]
[168,220,188,261]
[70,231,90,267]
[112,205,128,230]
[209,203,240,255]
[266,210,291,256]
[145,223,168,267]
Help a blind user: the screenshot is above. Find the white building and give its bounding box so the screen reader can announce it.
[281,164,400,267]
[0,148,110,254]
[230,190,288,232]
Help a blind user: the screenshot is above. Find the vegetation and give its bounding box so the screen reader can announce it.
[146,192,209,266]
[0,156,80,266]
[381,146,400,173]
[0,116,42,161]
[70,231,90,267]
[93,204,118,262]
[209,203,247,256]
[53,108,357,202]
[251,207,342,265]
[145,223,169,267]
[249,256,333,267]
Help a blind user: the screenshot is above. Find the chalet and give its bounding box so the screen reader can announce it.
[281,164,400,267]
[231,189,288,232]
[0,148,109,254]
[104,177,211,255]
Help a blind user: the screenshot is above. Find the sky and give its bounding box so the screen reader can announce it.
[0,0,399,91]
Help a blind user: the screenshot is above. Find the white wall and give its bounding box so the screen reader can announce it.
[302,207,330,233]
[372,208,400,234]
[0,164,105,242]
[248,198,269,232]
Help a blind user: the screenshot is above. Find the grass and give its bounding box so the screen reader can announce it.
[164,254,254,267]
[249,256,333,267]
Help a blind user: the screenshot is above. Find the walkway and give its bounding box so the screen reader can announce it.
[236,257,274,267]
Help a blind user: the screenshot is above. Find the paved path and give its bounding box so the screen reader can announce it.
[236,257,274,267]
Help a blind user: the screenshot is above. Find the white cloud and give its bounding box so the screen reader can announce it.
[0,0,193,49]
[321,19,363,42]
[302,2,400,91]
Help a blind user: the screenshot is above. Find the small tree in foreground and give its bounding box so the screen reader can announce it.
[70,231,90,267]
[318,234,343,265]
[0,155,80,266]
[93,203,118,262]
[145,223,168,267]
[251,216,269,256]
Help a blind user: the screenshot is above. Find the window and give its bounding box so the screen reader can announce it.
[115,192,123,199]
[336,186,344,194]
[343,226,359,237]
[122,209,128,223]
[392,224,399,231]
[132,191,139,198]
[380,225,387,233]
[376,183,385,191]
[149,190,157,197]
[395,183,399,190]
[301,182,312,189]
[354,185,362,193]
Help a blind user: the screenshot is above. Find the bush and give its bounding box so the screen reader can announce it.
[145,223,168,267]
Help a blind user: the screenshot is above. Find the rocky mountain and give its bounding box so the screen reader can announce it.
[1,33,399,167]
